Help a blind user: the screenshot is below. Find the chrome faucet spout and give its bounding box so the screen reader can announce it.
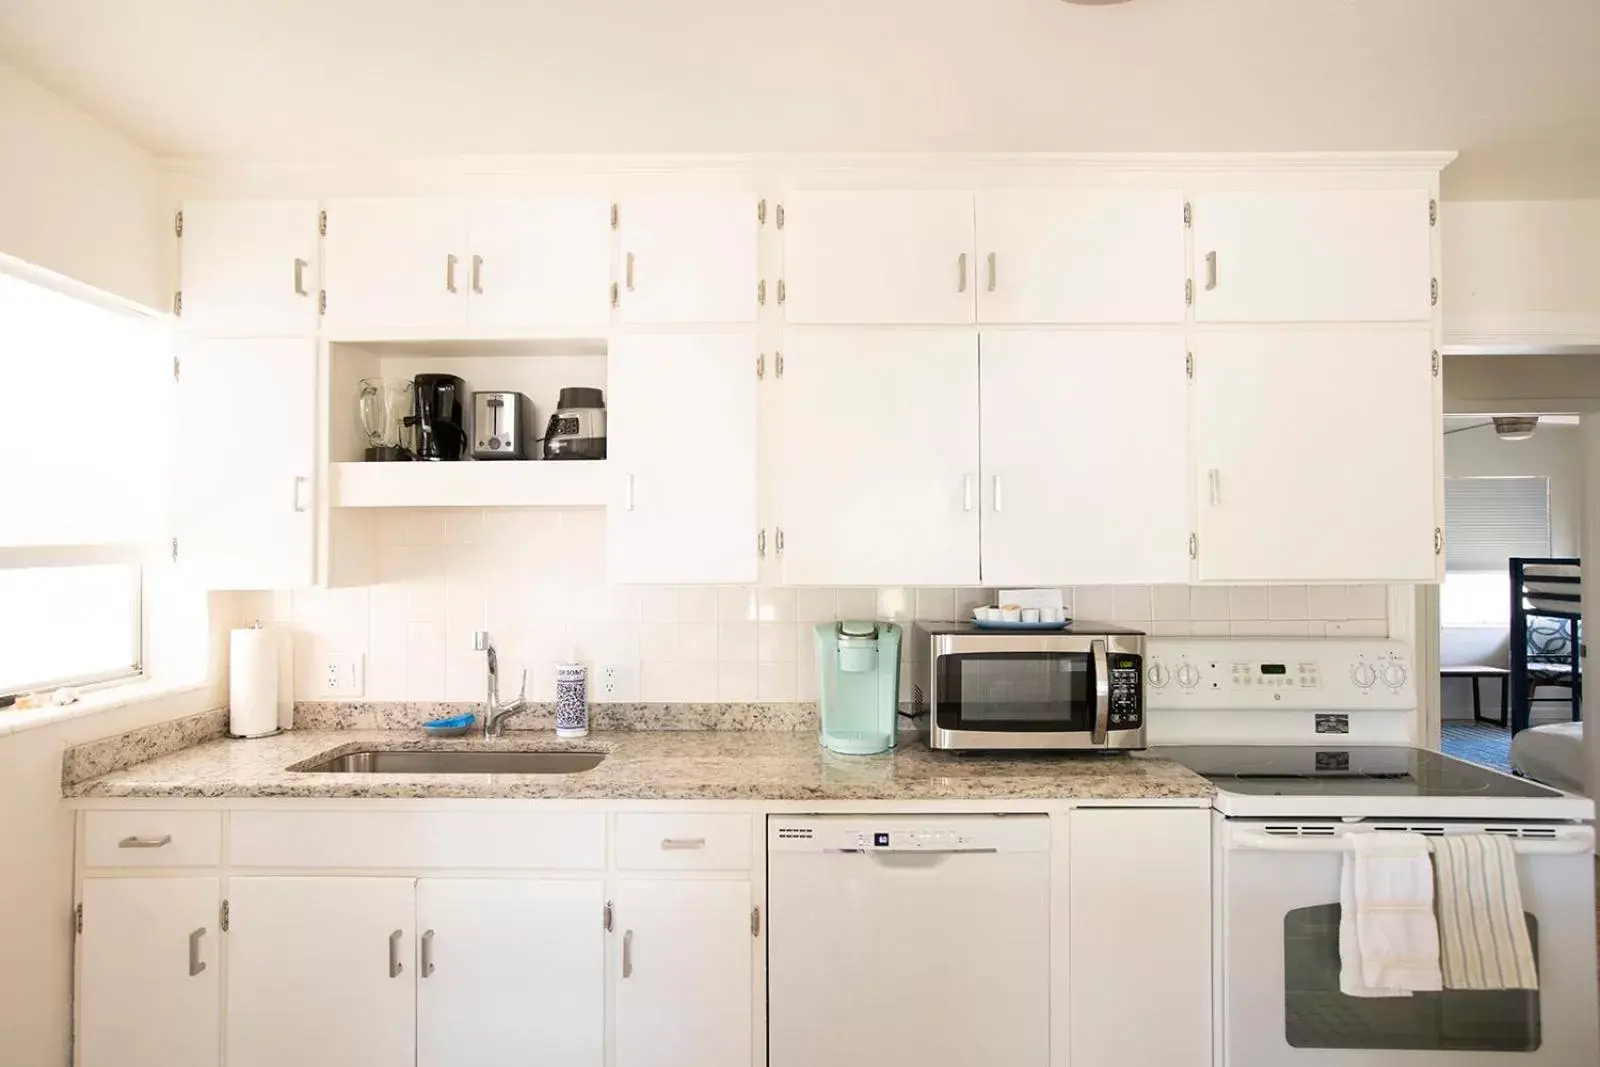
[475,630,528,737]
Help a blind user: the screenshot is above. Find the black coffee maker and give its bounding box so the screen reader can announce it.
[413,374,468,461]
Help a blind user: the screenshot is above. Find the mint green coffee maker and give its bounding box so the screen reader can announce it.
[815,621,901,755]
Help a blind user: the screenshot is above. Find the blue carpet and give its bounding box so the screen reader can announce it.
[1441,721,1513,774]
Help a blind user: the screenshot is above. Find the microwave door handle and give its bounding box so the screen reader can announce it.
[1091,639,1110,745]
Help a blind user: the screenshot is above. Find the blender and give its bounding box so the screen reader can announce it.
[357,378,417,462]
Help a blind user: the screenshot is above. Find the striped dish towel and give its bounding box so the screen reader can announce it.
[1433,834,1539,990]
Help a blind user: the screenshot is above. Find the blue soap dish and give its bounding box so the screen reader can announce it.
[423,713,476,738]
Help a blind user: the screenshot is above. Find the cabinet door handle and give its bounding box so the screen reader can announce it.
[963,474,975,512]
[188,927,207,977]
[957,252,968,293]
[293,475,310,513]
[625,252,636,292]
[471,255,483,295]
[1204,250,1218,291]
[388,930,404,978]
[293,258,308,297]
[986,252,997,292]
[421,929,435,977]
[661,837,706,850]
[622,929,633,978]
[1208,468,1222,506]
[118,835,171,849]
[445,254,458,294]
[624,473,635,512]
[992,475,1004,513]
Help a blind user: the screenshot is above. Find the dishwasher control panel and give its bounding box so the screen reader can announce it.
[768,814,1051,854]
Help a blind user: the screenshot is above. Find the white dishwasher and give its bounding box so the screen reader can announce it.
[767,814,1051,1067]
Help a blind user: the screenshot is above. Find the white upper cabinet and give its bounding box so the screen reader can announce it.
[608,334,758,584]
[1191,189,1435,323]
[322,198,469,332]
[1192,326,1439,582]
[975,189,1188,324]
[782,191,976,324]
[777,329,980,585]
[466,196,613,329]
[616,193,758,324]
[980,331,1190,586]
[174,336,316,589]
[179,200,322,333]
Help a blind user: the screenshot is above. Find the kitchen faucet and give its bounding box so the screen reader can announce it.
[474,630,528,737]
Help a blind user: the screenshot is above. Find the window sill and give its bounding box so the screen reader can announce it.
[0,678,209,739]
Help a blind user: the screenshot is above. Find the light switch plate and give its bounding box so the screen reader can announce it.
[322,653,363,698]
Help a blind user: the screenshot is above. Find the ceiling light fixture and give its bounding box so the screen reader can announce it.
[1493,416,1539,441]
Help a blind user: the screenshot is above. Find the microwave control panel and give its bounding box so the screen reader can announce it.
[1108,654,1144,731]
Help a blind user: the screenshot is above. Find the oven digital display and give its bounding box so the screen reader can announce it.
[1260,664,1288,675]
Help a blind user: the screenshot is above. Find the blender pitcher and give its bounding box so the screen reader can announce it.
[358,378,417,462]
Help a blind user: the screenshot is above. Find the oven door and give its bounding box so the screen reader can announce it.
[930,634,1121,749]
[1219,817,1598,1066]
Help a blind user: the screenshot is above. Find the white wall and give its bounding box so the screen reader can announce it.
[1441,200,1600,348]
[0,63,170,310]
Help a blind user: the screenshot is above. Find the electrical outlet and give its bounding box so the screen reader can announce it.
[596,663,634,701]
[322,654,363,697]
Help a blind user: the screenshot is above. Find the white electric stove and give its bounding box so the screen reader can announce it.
[1145,639,1598,1067]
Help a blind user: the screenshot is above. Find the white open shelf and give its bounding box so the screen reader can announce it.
[330,460,607,509]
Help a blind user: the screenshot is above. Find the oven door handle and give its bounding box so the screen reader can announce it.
[1091,638,1110,745]
[1228,830,1594,856]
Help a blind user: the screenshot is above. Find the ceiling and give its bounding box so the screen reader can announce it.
[2,0,1597,197]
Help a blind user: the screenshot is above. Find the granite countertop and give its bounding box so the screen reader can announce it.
[63,730,1214,802]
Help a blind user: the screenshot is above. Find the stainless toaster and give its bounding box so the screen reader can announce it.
[471,392,535,460]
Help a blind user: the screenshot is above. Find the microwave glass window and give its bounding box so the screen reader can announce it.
[1283,904,1540,1052]
[936,653,1092,731]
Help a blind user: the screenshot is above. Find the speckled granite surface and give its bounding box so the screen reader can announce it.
[293,701,817,732]
[62,707,228,787]
[63,730,1213,801]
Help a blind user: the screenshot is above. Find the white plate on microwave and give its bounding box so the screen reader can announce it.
[971,618,1072,632]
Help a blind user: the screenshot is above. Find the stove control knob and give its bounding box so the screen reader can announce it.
[1351,662,1377,689]
[1147,662,1171,688]
[1176,662,1201,689]
[1381,663,1407,689]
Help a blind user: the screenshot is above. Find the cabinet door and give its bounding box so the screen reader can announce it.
[226,877,416,1067]
[980,331,1190,585]
[467,196,613,329]
[976,189,1187,324]
[1192,190,1434,322]
[417,879,604,1067]
[1193,326,1439,582]
[1069,809,1211,1067]
[616,194,757,323]
[322,198,468,332]
[179,200,321,333]
[782,190,975,324]
[777,330,980,585]
[608,334,758,583]
[615,879,753,1067]
[174,336,316,589]
[78,877,220,1067]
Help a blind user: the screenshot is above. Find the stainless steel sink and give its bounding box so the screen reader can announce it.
[299,750,606,774]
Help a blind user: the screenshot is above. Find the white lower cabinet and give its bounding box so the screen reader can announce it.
[226,877,417,1067]
[1068,809,1212,1067]
[417,878,605,1067]
[615,879,754,1067]
[77,877,221,1067]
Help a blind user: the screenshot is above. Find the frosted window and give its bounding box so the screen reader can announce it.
[0,566,140,692]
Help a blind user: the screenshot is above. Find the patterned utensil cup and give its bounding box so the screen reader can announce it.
[555,658,589,739]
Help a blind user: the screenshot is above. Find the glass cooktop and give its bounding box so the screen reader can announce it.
[1152,745,1564,800]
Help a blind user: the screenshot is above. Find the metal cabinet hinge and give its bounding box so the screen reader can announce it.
[318,290,327,316]
[1184,278,1193,307]
[1431,278,1439,307]
[1183,201,1192,227]
[174,210,183,238]
[1429,198,1437,227]
[775,351,784,378]
[775,528,784,557]
[171,537,179,563]
[221,900,230,932]
[1434,527,1443,555]
[173,356,181,383]
[1188,532,1198,560]
[1431,349,1440,377]
[757,353,766,380]
[610,203,619,229]
[172,290,183,317]
[758,529,767,558]
[758,199,767,225]
[610,282,620,308]
[776,204,785,229]
[74,903,83,935]
[1185,352,1193,380]
[776,279,786,305]
[758,279,767,306]
[750,906,761,937]
[318,209,327,237]
[603,900,613,932]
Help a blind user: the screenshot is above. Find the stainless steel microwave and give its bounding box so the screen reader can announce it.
[916,623,1146,751]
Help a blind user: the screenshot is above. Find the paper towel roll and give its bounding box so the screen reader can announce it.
[230,627,281,739]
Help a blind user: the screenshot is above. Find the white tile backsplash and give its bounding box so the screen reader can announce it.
[279,510,1394,702]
